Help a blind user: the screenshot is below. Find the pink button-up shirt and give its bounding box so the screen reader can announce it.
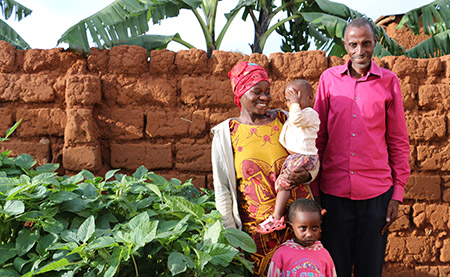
[312,60,410,202]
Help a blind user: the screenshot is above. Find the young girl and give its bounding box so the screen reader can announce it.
[267,198,337,277]
[256,79,319,233]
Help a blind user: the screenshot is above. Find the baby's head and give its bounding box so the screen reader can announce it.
[284,79,314,109]
[287,198,322,247]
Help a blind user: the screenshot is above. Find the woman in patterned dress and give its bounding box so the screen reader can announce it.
[211,61,316,275]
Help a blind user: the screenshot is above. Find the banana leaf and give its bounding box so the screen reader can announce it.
[373,42,393,58]
[117,33,193,56]
[57,0,150,54]
[0,18,30,49]
[144,0,202,24]
[0,0,32,21]
[398,0,450,36]
[57,0,206,55]
[406,29,450,57]
[300,0,406,57]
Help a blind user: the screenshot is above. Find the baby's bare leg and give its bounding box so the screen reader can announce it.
[273,188,290,219]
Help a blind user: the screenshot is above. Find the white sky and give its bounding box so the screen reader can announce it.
[5,0,429,55]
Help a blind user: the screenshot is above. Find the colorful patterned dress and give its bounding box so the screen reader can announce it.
[230,111,311,275]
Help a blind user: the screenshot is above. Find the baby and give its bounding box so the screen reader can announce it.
[256,79,319,234]
[267,198,337,277]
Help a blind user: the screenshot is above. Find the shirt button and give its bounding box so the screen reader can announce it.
[353,115,357,118]
[352,133,356,137]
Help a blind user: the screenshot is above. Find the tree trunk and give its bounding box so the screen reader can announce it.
[251,4,272,53]
[207,28,216,58]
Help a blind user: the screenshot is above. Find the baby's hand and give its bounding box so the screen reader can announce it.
[285,88,301,105]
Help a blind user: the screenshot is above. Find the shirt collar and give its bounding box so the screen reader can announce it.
[339,59,383,79]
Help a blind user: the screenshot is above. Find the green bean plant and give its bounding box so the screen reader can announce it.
[0,146,256,276]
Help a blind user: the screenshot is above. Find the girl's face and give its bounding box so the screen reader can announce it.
[239,81,271,114]
[290,210,321,247]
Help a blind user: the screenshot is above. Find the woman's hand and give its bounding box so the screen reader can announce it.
[282,167,311,190]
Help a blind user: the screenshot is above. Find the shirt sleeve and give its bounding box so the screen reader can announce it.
[267,248,283,277]
[311,73,329,197]
[385,74,411,202]
[322,248,338,277]
[287,104,319,128]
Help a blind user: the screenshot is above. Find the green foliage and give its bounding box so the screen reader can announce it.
[279,0,450,58]
[0,0,31,49]
[0,159,256,276]
[1,0,450,58]
[230,0,308,53]
[399,0,450,58]
[0,0,31,21]
[406,29,450,58]
[57,0,150,54]
[277,1,311,53]
[279,0,406,57]
[57,0,242,57]
[0,119,39,178]
[0,118,21,143]
[55,0,450,57]
[398,0,450,36]
[117,33,193,56]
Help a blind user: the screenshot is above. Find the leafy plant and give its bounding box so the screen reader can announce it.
[0,0,32,49]
[57,0,245,57]
[278,0,450,58]
[0,159,256,276]
[400,0,450,58]
[0,119,39,178]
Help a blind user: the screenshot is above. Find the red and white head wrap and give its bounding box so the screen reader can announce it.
[228,61,270,109]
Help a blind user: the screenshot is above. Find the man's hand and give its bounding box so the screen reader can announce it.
[282,167,311,190]
[381,199,400,235]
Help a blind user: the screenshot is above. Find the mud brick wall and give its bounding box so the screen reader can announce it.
[0,40,449,274]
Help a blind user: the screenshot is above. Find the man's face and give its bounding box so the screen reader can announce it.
[344,24,376,72]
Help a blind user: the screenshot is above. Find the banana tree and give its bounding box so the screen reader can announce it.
[399,0,450,58]
[58,0,245,57]
[57,0,151,54]
[55,0,450,57]
[278,0,450,58]
[406,30,450,58]
[229,0,311,53]
[300,0,405,57]
[0,0,32,49]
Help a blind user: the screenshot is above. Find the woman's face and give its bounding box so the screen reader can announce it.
[239,81,271,115]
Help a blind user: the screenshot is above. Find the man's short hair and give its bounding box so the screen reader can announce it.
[344,17,376,39]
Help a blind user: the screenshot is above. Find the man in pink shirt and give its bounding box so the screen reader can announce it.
[312,17,410,277]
